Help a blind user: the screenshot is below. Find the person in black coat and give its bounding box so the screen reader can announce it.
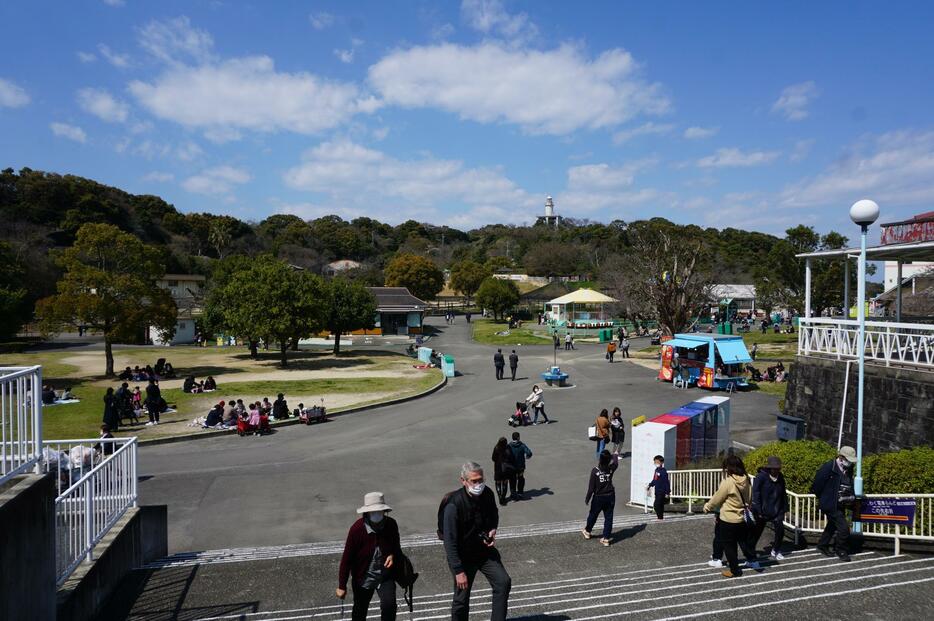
[272,393,289,419]
[102,387,119,432]
[493,349,505,380]
[811,446,857,562]
[145,379,162,425]
[508,350,519,381]
[750,456,789,559]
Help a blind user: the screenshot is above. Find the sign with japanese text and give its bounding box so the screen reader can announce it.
[880,220,934,245]
[857,498,916,525]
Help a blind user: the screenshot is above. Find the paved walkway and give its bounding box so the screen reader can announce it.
[102,516,934,620]
[137,317,782,554]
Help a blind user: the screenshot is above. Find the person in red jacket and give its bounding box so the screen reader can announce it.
[336,492,401,620]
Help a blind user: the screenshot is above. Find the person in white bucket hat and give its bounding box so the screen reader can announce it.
[336,492,401,620]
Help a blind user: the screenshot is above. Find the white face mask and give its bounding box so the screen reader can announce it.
[466,481,485,496]
[367,511,384,523]
[839,458,851,469]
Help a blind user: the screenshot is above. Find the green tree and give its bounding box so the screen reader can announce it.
[523,241,589,277]
[384,253,444,300]
[216,257,326,366]
[325,278,377,354]
[35,223,177,376]
[0,242,29,341]
[449,260,491,306]
[475,277,520,320]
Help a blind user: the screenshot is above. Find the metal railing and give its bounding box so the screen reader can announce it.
[798,317,934,369]
[41,438,138,584]
[664,469,934,549]
[0,366,43,485]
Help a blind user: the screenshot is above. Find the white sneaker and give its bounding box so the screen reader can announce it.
[145,422,153,426]
[771,550,785,561]
[707,559,723,568]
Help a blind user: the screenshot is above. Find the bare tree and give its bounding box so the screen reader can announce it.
[603,225,714,336]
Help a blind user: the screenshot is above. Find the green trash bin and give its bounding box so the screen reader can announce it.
[599,328,612,342]
[442,354,455,378]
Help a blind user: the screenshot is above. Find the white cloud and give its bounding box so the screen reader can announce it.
[97,43,131,68]
[138,16,215,65]
[50,122,87,143]
[683,126,719,140]
[612,122,674,144]
[175,141,204,161]
[772,81,818,121]
[431,23,456,40]
[203,127,242,144]
[460,0,537,43]
[309,12,335,30]
[567,159,657,190]
[697,147,780,168]
[130,55,376,136]
[183,165,251,196]
[372,126,390,141]
[0,77,29,108]
[782,130,934,208]
[283,139,535,219]
[77,87,129,122]
[368,42,670,135]
[334,48,354,64]
[790,138,815,162]
[77,51,97,63]
[143,171,174,183]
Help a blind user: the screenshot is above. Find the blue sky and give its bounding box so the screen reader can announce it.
[2,1,933,239]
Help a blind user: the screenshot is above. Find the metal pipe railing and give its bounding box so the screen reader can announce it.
[0,366,43,485]
[798,318,933,369]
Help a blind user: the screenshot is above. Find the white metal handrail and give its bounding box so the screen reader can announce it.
[798,317,934,369]
[665,469,934,548]
[42,438,138,584]
[0,366,43,485]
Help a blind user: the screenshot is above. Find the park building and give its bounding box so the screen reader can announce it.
[710,284,758,319]
[364,287,428,336]
[148,274,205,346]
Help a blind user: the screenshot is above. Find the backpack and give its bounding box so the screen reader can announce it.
[392,550,419,615]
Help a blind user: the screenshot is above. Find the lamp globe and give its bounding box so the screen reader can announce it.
[849,199,880,227]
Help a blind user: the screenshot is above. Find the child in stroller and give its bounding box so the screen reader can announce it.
[508,401,531,427]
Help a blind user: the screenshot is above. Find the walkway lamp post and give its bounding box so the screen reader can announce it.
[849,199,879,533]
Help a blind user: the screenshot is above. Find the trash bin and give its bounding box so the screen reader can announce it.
[598,328,610,343]
[776,414,805,441]
[442,355,455,378]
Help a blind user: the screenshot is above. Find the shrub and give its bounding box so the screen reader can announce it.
[744,440,837,493]
[864,447,934,494]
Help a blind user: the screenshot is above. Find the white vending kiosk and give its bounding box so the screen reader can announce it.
[629,421,678,507]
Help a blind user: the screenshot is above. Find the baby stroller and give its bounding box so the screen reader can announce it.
[508,402,531,427]
[236,416,255,436]
[299,406,328,425]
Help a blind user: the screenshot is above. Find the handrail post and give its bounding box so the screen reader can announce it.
[687,473,694,514]
[33,367,43,474]
[132,440,138,508]
[84,480,94,562]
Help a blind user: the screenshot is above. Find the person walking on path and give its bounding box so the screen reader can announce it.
[609,407,625,455]
[811,446,858,562]
[491,437,517,505]
[582,449,619,546]
[466,312,472,323]
[508,350,519,381]
[509,432,533,500]
[646,455,670,520]
[337,492,400,621]
[102,387,119,432]
[526,385,550,424]
[751,456,789,560]
[145,378,161,426]
[493,349,505,381]
[565,333,573,350]
[442,462,511,621]
[621,336,630,358]
[703,455,760,578]
[606,341,617,362]
[593,409,611,457]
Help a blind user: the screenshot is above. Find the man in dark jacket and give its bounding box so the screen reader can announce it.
[272,393,289,419]
[750,456,789,559]
[811,446,857,562]
[508,350,519,381]
[442,462,511,621]
[145,379,161,426]
[493,349,505,380]
[509,432,533,499]
[337,492,400,621]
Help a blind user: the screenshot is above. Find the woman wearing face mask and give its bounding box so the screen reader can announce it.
[811,446,858,562]
[750,456,789,560]
[337,492,401,620]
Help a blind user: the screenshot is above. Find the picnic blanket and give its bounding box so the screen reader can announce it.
[45,399,81,406]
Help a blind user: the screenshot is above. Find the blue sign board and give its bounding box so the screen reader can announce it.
[857,498,916,526]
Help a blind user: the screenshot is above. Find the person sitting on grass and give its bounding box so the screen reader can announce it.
[203,376,217,391]
[42,384,57,404]
[273,393,289,419]
[235,399,246,416]
[59,386,75,401]
[261,397,273,416]
[119,366,133,380]
[183,375,197,394]
[94,424,115,456]
[204,402,224,428]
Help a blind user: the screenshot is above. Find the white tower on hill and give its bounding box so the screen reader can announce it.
[537,195,561,228]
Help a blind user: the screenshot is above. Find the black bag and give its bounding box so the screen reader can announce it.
[392,550,419,615]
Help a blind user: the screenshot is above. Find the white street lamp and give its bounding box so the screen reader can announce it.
[849,199,879,533]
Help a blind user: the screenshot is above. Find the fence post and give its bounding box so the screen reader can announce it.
[895,525,901,556]
[32,367,43,474]
[84,480,94,562]
[687,474,694,514]
[132,440,138,508]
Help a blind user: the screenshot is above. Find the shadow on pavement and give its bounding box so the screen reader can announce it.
[519,487,555,500]
[98,565,261,621]
[610,522,647,544]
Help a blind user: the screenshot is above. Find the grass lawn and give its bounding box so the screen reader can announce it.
[472,319,554,346]
[0,347,442,440]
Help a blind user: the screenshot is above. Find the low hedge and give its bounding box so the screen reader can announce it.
[742,441,934,494]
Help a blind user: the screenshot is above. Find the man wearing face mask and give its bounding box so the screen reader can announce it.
[337,492,401,620]
[811,446,858,562]
[441,462,512,621]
